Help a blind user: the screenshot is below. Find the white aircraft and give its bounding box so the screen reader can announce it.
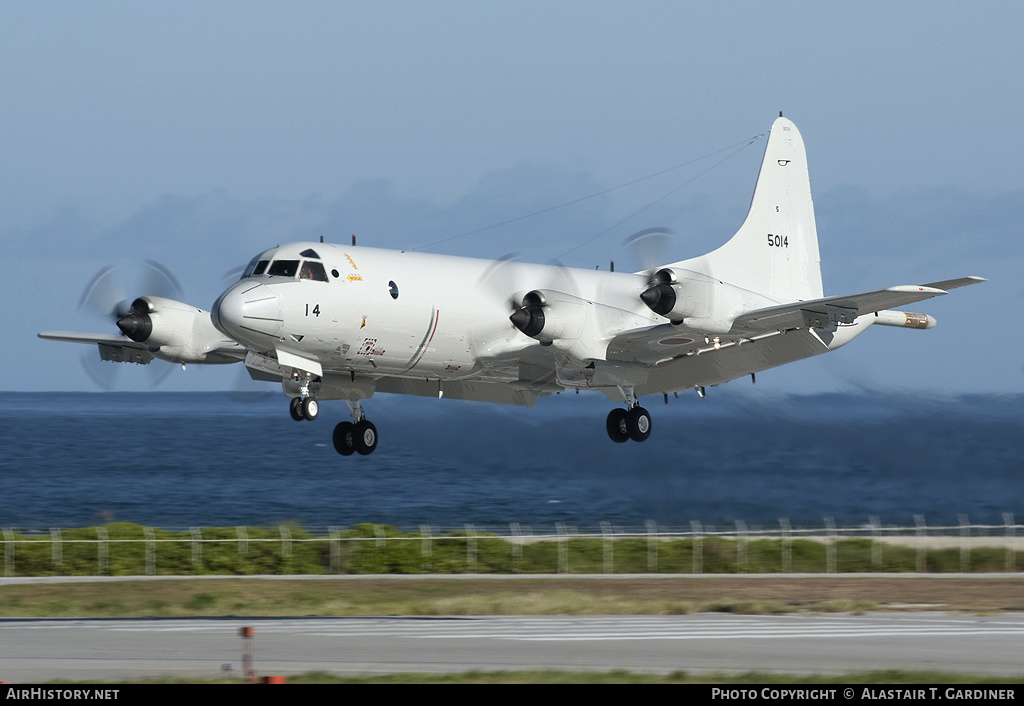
[40,116,983,456]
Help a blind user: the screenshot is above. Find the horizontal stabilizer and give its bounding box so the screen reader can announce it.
[731,277,983,335]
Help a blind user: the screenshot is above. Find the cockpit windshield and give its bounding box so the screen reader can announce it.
[243,256,329,282]
[267,260,299,277]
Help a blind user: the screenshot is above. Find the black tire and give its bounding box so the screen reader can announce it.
[606,408,629,443]
[353,420,378,455]
[289,397,304,422]
[332,421,355,456]
[302,397,319,421]
[626,406,652,442]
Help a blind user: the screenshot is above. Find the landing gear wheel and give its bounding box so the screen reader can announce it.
[626,406,652,442]
[606,408,629,443]
[301,397,319,421]
[333,421,355,456]
[289,397,304,422]
[353,420,378,455]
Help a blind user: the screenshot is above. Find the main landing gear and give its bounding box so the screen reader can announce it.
[331,400,378,457]
[288,396,379,456]
[606,387,652,443]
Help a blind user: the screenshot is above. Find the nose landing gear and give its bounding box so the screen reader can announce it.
[288,373,320,421]
[289,396,319,421]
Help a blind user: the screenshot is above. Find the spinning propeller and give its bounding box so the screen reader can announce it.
[625,227,673,273]
[77,261,184,390]
[624,228,686,317]
[79,260,183,321]
[506,261,582,340]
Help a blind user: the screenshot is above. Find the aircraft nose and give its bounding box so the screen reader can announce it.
[212,281,283,345]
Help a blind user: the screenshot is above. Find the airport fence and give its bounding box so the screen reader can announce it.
[1,515,1021,577]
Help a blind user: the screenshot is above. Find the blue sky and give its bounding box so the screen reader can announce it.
[3,1,1020,394]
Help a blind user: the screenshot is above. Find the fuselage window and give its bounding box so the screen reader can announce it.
[299,260,329,282]
[389,281,399,299]
[268,260,299,277]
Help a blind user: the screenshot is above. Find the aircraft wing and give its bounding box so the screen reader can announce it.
[38,331,159,365]
[39,331,145,346]
[38,330,247,365]
[919,276,988,292]
[605,276,984,364]
[730,276,985,336]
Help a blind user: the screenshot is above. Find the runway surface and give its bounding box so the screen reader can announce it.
[3,613,1024,682]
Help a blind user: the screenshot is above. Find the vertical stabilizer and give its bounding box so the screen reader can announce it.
[687,117,823,302]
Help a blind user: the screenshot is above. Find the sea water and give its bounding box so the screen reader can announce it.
[0,391,1020,532]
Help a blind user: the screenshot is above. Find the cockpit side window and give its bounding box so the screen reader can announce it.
[299,260,329,282]
[268,260,299,277]
[241,258,271,279]
[241,255,262,279]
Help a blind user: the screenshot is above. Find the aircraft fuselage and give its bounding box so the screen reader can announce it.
[212,242,660,385]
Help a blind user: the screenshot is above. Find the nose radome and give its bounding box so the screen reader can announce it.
[212,281,283,344]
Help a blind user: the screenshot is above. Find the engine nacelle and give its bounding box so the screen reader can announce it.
[509,290,587,343]
[509,288,658,363]
[117,296,238,364]
[639,268,715,323]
